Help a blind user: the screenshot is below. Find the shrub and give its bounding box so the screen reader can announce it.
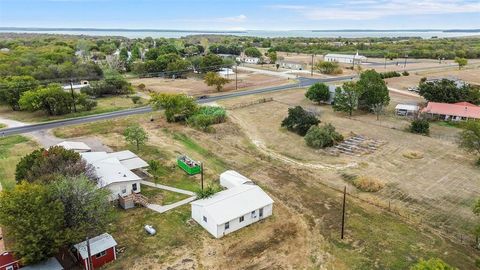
[196,185,222,199]
[137,83,146,90]
[402,71,410,76]
[352,176,385,192]
[304,123,343,149]
[131,96,141,104]
[379,71,401,79]
[305,83,330,103]
[410,119,430,135]
[187,106,226,131]
[281,106,320,136]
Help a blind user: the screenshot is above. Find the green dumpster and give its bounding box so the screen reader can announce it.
[177,155,201,175]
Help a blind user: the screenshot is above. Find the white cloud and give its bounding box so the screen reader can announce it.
[218,14,247,23]
[272,0,480,20]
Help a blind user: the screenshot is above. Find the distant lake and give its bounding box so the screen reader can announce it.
[1,29,479,39]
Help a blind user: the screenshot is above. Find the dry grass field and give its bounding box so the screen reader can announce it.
[51,93,480,269]
[219,88,480,242]
[129,71,291,97]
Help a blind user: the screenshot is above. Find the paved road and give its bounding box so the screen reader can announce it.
[0,76,356,136]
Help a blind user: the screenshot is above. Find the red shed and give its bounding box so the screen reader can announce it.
[0,252,20,270]
[73,233,117,270]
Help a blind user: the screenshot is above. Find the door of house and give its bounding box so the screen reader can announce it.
[132,183,138,192]
[259,208,264,218]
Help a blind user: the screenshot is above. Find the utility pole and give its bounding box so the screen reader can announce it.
[235,63,238,90]
[384,57,387,70]
[311,54,314,77]
[200,162,204,191]
[86,237,93,270]
[404,54,408,68]
[70,79,77,113]
[341,186,347,239]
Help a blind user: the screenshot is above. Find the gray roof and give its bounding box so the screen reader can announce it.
[20,257,63,270]
[74,233,117,259]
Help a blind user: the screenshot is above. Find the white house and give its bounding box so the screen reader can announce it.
[219,170,253,189]
[81,150,148,201]
[191,172,273,238]
[62,80,90,92]
[324,52,367,64]
[276,60,304,70]
[218,68,235,78]
[56,141,92,153]
[236,56,259,64]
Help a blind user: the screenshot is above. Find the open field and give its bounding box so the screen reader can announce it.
[0,135,38,190]
[219,88,480,242]
[129,70,291,97]
[52,101,480,269]
[386,66,480,90]
[0,95,146,123]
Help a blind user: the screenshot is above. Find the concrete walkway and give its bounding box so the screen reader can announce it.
[141,180,197,213]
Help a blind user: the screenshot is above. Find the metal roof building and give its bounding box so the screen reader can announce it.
[56,141,92,153]
[219,170,254,189]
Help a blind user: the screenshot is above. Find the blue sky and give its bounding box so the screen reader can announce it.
[0,0,479,30]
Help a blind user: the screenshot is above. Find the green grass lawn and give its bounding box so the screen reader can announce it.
[141,185,190,205]
[0,135,38,190]
[0,95,146,123]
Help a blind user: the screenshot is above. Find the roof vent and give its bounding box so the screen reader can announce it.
[124,174,127,177]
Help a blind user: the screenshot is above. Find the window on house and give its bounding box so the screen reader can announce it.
[251,210,256,218]
[239,216,244,223]
[225,222,229,230]
[203,216,207,222]
[6,266,14,270]
[95,250,107,258]
[132,183,138,191]
[121,186,127,194]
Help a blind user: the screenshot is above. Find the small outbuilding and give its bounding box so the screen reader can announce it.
[191,180,274,238]
[0,252,20,270]
[219,170,253,189]
[73,233,117,270]
[56,141,92,153]
[395,104,419,116]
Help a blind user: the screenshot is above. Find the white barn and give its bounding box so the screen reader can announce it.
[219,170,254,189]
[324,52,367,64]
[191,180,273,238]
[81,151,148,201]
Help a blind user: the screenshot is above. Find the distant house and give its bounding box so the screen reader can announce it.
[191,171,274,238]
[236,56,259,64]
[276,60,304,70]
[324,52,367,64]
[73,233,117,270]
[326,85,339,105]
[56,141,92,153]
[395,104,419,116]
[20,257,63,270]
[0,252,20,270]
[421,102,480,121]
[81,150,148,201]
[62,80,90,92]
[218,68,235,78]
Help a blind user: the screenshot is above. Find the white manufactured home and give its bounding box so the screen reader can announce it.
[219,170,253,189]
[191,179,274,238]
[81,150,148,201]
[324,52,367,64]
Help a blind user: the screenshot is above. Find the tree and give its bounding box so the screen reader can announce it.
[418,79,479,104]
[0,76,39,110]
[244,47,262,58]
[281,106,320,136]
[150,93,198,122]
[410,258,456,270]
[82,70,132,97]
[458,120,480,165]
[385,52,398,60]
[204,71,231,92]
[305,83,330,104]
[50,175,114,244]
[410,119,430,135]
[454,57,468,70]
[357,69,390,120]
[333,82,360,116]
[304,123,343,149]
[315,61,342,74]
[0,182,64,264]
[123,125,148,151]
[200,53,223,70]
[15,146,96,183]
[268,51,277,63]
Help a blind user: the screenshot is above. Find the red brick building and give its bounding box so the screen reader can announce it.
[73,233,117,270]
[0,252,20,270]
